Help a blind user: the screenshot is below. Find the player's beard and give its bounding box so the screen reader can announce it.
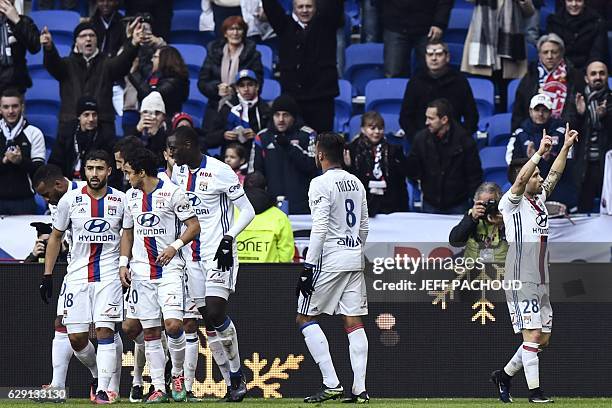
[87,176,107,191]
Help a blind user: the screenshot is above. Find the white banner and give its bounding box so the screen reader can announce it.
[1,213,611,263]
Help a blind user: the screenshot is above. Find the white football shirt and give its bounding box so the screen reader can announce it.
[125,179,195,280]
[53,185,130,283]
[172,156,245,261]
[499,189,550,284]
[305,168,369,272]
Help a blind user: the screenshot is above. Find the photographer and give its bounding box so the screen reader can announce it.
[449,182,508,264]
[24,222,67,263]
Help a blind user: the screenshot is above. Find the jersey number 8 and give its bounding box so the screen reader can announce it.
[345,199,356,227]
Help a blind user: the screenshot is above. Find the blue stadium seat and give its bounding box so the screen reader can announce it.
[486,113,513,146]
[608,77,612,89]
[28,113,59,143]
[364,78,408,114]
[174,0,202,10]
[527,43,537,62]
[507,78,521,112]
[447,42,464,70]
[454,0,475,8]
[26,79,60,116]
[479,146,508,184]
[27,45,71,79]
[171,44,206,79]
[406,180,422,212]
[261,79,281,102]
[345,0,360,28]
[170,10,216,46]
[445,8,472,44]
[343,43,385,96]
[468,77,495,118]
[280,0,292,12]
[256,44,274,79]
[30,11,81,47]
[334,79,352,134]
[480,146,507,168]
[183,80,208,127]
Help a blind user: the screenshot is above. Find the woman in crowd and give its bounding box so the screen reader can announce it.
[344,111,409,216]
[547,0,608,70]
[197,15,263,130]
[128,45,190,120]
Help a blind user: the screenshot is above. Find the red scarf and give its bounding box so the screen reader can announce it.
[539,61,568,118]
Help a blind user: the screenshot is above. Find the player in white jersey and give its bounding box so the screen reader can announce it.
[32,165,88,402]
[491,124,578,404]
[295,133,370,404]
[161,132,203,402]
[41,151,130,404]
[171,126,255,402]
[120,148,200,403]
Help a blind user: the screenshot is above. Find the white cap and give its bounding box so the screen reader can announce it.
[140,91,166,114]
[529,93,553,110]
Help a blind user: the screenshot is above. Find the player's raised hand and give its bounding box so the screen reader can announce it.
[120,266,131,287]
[39,275,53,304]
[214,235,234,271]
[40,26,53,50]
[563,122,579,147]
[296,265,314,298]
[156,246,177,266]
[537,129,553,156]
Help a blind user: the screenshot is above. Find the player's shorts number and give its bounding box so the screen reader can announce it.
[522,299,539,313]
[131,289,138,304]
[345,199,356,227]
[64,293,74,308]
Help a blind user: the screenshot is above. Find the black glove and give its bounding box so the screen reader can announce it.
[214,235,234,271]
[276,133,289,148]
[296,264,315,298]
[39,275,53,304]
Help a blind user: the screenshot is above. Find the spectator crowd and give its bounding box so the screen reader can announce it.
[2,0,612,231]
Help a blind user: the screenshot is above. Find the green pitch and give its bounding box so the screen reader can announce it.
[2,399,611,407]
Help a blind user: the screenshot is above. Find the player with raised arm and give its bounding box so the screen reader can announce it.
[171,126,256,402]
[491,124,578,404]
[120,148,200,403]
[296,132,370,404]
[40,151,130,404]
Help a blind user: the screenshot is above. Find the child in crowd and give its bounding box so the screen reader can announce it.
[224,142,247,184]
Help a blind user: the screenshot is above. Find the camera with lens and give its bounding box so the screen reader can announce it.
[483,199,499,216]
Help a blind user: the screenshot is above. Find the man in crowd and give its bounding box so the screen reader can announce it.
[254,94,318,214]
[48,96,117,184]
[399,39,479,142]
[206,69,271,170]
[568,60,612,212]
[41,18,144,137]
[382,0,452,78]
[507,93,576,208]
[262,0,344,133]
[511,33,583,131]
[0,0,40,94]
[91,0,125,58]
[0,88,45,214]
[406,98,483,214]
